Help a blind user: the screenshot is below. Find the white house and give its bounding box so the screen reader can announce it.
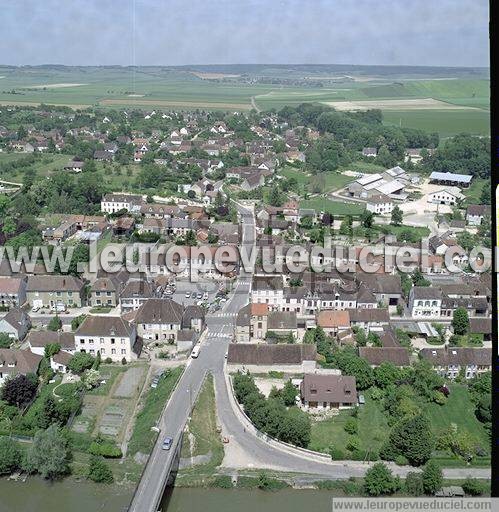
[366,195,394,215]
[408,287,442,318]
[75,316,138,362]
[100,193,144,214]
[427,188,464,206]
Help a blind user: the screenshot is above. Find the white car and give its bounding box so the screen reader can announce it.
[203,292,209,300]
[31,306,40,313]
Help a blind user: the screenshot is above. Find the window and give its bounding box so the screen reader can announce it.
[121,338,125,344]
[111,349,116,354]
[121,349,126,355]
[111,338,115,344]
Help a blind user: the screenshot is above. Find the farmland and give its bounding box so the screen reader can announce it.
[0,65,489,136]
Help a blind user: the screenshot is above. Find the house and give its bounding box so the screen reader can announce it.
[469,317,492,342]
[241,173,264,191]
[316,310,350,337]
[366,195,394,215]
[26,275,86,309]
[75,316,139,362]
[131,298,184,343]
[227,343,317,373]
[429,172,473,188]
[359,347,410,367]
[0,308,31,341]
[266,311,297,338]
[300,374,357,410]
[346,308,390,333]
[89,270,130,307]
[408,287,442,318]
[235,303,269,342]
[420,347,491,379]
[427,188,464,206]
[101,193,144,214]
[0,277,27,309]
[64,159,85,173]
[466,205,491,226]
[0,349,43,387]
[93,150,113,161]
[50,350,73,373]
[120,279,156,312]
[27,331,76,356]
[362,147,377,158]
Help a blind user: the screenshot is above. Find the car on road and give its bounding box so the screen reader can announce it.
[185,292,191,298]
[203,292,209,300]
[191,346,200,358]
[196,292,203,299]
[162,437,173,450]
[219,298,227,304]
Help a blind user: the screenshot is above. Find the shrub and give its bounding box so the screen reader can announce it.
[329,446,346,460]
[364,462,401,496]
[0,437,22,475]
[104,357,113,364]
[212,475,233,488]
[87,455,113,483]
[462,478,486,496]
[344,417,358,434]
[394,455,409,466]
[379,441,398,461]
[88,440,122,458]
[422,460,443,495]
[346,436,360,452]
[405,472,424,496]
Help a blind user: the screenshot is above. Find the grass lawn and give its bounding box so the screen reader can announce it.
[379,224,431,241]
[309,391,389,456]
[426,384,490,452]
[301,197,364,216]
[87,364,127,396]
[180,373,223,463]
[0,153,70,182]
[89,306,113,314]
[127,365,184,456]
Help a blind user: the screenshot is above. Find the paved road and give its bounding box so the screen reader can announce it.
[129,202,490,511]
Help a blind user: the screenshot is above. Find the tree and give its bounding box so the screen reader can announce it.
[268,185,282,207]
[0,437,22,475]
[391,205,403,226]
[389,414,434,466]
[68,352,95,375]
[47,315,62,332]
[374,362,402,389]
[364,462,400,496]
[479,181,491,205]
[421,460,443,495]
[23,425,72,480]
[360,210,374,229]
[411,268,431,287]
[44,343,61,359]
[278,407,311,448]
[87,455,113,483]
[405,472,424,496]
[0,333,12,349]
[1,374,38,408]
[37,395,60,429]
[452,307,469,335]
[281,380,298,407]
[339,215,353,237]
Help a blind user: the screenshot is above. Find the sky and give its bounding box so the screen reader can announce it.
[0,0,489,67]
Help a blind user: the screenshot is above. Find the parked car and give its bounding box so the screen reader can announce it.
[185,292,191,298]
[162,437,173,450]
[151,376,160,388]
[203,292,209,300]
[31,306,40,313]
[196,292,203,299]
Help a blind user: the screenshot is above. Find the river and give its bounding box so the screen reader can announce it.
[0,478,336,512]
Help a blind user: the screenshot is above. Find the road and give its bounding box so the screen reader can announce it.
[129,201,490,511]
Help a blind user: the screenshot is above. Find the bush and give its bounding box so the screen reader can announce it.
[344,417,358,435]
[405,472,424,496]
[346,436,360,452]
[462,478,486,496]
[394,455,409,466]
[329,446,346,460]
[0,437,22,475]
[379,441,398,461]
[364,462,401,496]
[88,440,122,458]
[422,460,443,495]
[212,475,233,488]
[104,357,113,364]
[87,455,113,483]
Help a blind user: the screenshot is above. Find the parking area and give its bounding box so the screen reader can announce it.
[164,279,229,313]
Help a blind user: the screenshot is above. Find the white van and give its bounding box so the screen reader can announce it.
[191,346,200,358]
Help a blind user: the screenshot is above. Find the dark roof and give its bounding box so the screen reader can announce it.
[0,349,43,378]
[182,305,205,329]
[76,316,133,338]
[469,317,492,334]
[27,330,75,350]
[411,286,442,300]
[236,304,251,327]
[359,347,410,366]
[121,279,155,299]
[134,298,184,325]
[267,311,297,330]
[300,374,357,404]
[2,308,30,332]
[420,347,491,367]
[466,205,491,217]
[26,275,84,292]
[346,308,390,323]
[252,275,284,291]
[227,343,316,365]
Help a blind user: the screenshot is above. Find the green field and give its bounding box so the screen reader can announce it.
[0,66,489,136]
[300,197,364,216]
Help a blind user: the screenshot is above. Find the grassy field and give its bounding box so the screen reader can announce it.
[0,67,489,136]
[463,178,487,205]
[0,152,71,182]
[300,197,364,216]
[127,366,184,456]
[426,384,490,452]
[309,391,388,456]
